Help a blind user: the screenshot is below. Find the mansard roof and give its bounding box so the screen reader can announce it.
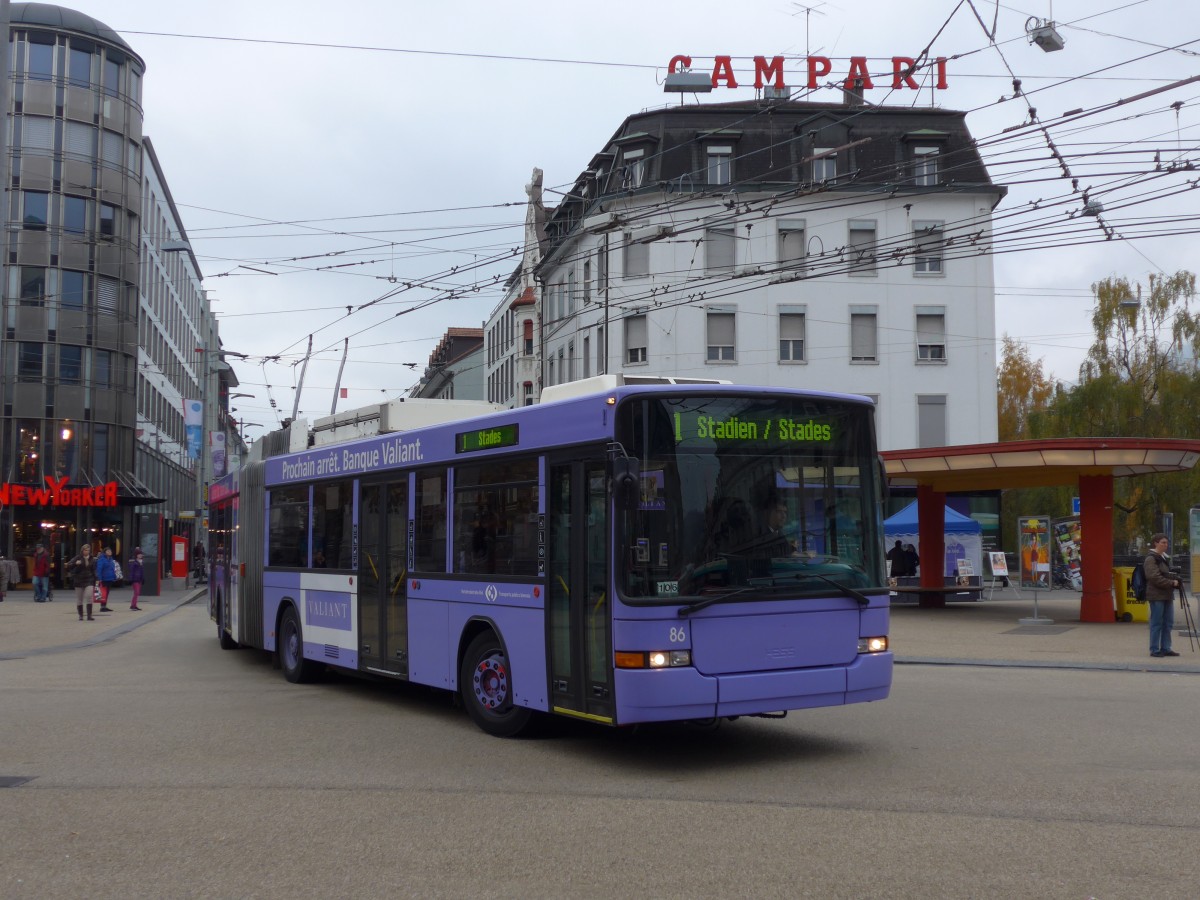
[540,99,1002,258]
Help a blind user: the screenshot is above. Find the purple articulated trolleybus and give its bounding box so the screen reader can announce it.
[207,376,892,736]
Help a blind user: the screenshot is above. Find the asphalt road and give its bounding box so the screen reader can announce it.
[2,602,1197,899]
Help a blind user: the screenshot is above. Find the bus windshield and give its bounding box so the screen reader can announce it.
[615,394,884,602]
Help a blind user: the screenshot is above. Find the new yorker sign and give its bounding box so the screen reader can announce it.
[667,55,948,91]
[0,476,119,507]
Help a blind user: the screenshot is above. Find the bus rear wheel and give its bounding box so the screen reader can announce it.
[460,632,533,737]
[217,595,239,650]
[280,604,320,683]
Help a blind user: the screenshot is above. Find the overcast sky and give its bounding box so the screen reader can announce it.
[60,0,1200,431]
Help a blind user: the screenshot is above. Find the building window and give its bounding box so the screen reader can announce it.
[19,344,43,382]
[93,349,113,389]
[778,220,806,269]
[99,204,117,240]
[705,227,735,273]
[103,57,120,98]
[918,395,947,448]
[622,149,646,189]
[69,46,91,87]
[916,310,947,362]
[583,335,591,378]
[23,192,48,230]
[21,116,54,151]
[97,276,119,314]
[583,259,592,303]
[63,196,87,234]
[597,245,608,290]
[706,309,736,362]
[779,311,806,362]
[60,345,83,385]
[625,314,648,365]
[914,221,944,274]
[524,382,534,406]
[20,268,46,306]
[850,310,878,362]
[523,319,533,356]
[914,146,939,186]
[848,221,877,274]
[624,234,649,278]
[101,130,123,168]
[567,269,577,315]
[65,121,94,159]
[27,39,54,81]
[813,148,836,181]
[707,145,732,185]
[61,271,86,310]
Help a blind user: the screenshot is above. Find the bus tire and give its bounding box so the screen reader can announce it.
[460,632,533,738]
[217,597,239,650]
[280,604,319,684]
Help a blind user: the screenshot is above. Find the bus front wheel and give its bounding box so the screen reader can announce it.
[460,632,533,738]
[280,604,320,683]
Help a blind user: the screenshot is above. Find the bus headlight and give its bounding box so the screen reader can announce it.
[857,636,888,654]
[616,650,692,669]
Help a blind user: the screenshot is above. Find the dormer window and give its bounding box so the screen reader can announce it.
[813,148,837,182]
[914,146,939,186]
[707,145,732,185]
[622,148,646,188]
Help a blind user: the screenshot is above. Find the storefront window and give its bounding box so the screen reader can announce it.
[17,420,42,482]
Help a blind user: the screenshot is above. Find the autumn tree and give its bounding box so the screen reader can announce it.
[996,335,1055,441]
[1051,271,1200,545]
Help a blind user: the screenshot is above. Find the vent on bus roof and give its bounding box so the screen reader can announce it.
[540,374,731,404]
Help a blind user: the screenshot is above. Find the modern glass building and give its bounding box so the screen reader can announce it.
[1,4,229,586]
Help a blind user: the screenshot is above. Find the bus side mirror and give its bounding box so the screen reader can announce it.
[878,456,890,502]
[613,457,640,511]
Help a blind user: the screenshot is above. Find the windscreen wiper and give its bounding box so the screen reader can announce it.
[677,585,759,617]
[785,571,872,606]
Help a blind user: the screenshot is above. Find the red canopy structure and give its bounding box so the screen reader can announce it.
[882,438,1200,621]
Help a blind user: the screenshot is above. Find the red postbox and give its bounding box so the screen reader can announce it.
[171,535,189,579]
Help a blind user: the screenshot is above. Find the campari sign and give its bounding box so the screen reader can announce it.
[666,54,948,91]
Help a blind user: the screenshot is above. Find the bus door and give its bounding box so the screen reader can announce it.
[358,479,409,677]
[547,458,613,724]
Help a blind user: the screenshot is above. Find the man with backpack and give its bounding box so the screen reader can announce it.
[1143,533,1181,658]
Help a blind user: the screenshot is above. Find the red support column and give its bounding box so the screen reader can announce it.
[1079,474,1115,623]
[917,484,946,608]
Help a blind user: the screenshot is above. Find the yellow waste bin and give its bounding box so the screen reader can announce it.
[1112,566,1150,623]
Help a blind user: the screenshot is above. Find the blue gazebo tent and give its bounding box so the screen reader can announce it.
[883,502,983,577]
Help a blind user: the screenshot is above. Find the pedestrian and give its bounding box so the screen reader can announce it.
[96,547,117,612]
[127,548,145,611]
[886,540,909,577]
[33,543,51,602]
[0,551,9,602]
[66,544,97,621]
[905,543,920,575]
[1143,532,1181,658]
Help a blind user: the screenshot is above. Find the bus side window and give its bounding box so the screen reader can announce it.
[414,469,448,572]
[268,486,309,568]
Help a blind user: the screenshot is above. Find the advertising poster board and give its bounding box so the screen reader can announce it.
[1018,516,1051,590]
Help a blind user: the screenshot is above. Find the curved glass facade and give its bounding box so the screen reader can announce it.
[2,7,147,577]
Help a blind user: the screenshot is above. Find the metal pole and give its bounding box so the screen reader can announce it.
[330,338,348,414]
[292,334,312,420]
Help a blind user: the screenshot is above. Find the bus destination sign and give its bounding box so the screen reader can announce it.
[674,411,832,444]
[456,423,520,454]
